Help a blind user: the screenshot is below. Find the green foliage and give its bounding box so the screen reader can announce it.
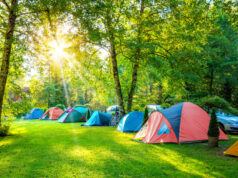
[196,96,238,116]
[161,104,171,109]
[142,107,148,125]
[74,104,91,109]
[41,107,48,113]
[86,109,91,120]
[55,104,65,110]
[0,124,10,137]
[0,118,12,137]
[208,109,220,137]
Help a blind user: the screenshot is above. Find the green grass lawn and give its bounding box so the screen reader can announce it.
[0,120,237,177]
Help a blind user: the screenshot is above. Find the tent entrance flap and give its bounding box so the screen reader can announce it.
[157,121,170,135]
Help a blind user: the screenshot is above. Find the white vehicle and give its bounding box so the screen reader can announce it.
[216,112,238,133]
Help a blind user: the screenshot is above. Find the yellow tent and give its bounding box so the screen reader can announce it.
[224,141,238,157]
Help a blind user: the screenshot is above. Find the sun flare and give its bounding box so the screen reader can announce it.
[48,39,69,62]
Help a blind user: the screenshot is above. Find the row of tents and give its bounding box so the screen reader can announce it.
[23,106,113,125]
[23,102,237,156]
[24,102,229,142]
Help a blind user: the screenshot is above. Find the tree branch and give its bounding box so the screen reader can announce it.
[18,9,48,17]
[1,0,10,11]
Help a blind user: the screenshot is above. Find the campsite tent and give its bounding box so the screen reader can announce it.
[82,111,113,126]
[26,108,44,119]
[40,107,64,120]
[134,102,228,143]
[117,111,144,132]
[224,141,238,156]
[57,106,88,123]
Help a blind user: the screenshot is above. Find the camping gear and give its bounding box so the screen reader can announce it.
[110,115,121,126]
[134,102,228,143]
[117,111,144,132]
[57,106,88,123]
[82,111,113,126]
[26,108,44,119]
[40,107,64,120]
[224,141,238,156]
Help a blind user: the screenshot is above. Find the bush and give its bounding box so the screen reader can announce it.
[41,107,48,113]
[142,107,149,125]
[0,124,10,137]
[55,104,65,110]
[196,96,238,115]
[86,109,91,120]
[161,103,170,109]
[83,104,91,109]
[74,104,91,109]
[208,109,220,137]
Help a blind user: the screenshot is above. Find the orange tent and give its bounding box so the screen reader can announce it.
[40,107,64,120]
[224,141,238,156]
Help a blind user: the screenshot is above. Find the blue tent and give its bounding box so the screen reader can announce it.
[27,108,43,119]
[117,111,144,132]
[82,111,112,126]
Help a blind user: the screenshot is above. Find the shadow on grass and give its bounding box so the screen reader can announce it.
[0,121,237,177]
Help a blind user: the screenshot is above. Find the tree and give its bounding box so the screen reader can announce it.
[72,0,126,115]
[124,0,145,112]
[0,0,18,125]
[208,109,220,147]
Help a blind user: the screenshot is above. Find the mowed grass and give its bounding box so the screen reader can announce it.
[0,120,237,178]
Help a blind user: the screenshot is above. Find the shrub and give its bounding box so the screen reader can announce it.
[142,107,149,125]
[74,104,91,109]
[197,96,238,115]
[0,124,10,137]
[86,109,91,120]
[208,109,220,137]
[41,107,48,113]
[55,104,65,110]
[83,104,91,109]
[161,103,170,109]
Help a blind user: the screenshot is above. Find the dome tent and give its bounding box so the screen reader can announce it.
[57,106,88,123]
[82,111,113,126]
[26,108,44,119]
[134,102,228,143]
[40,107,64,120]
[117,111,144,132]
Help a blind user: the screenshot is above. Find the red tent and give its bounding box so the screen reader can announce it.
[40,107,64,120]
[134,102,228,143]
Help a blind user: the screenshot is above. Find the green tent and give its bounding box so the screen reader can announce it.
[57,106,88,123]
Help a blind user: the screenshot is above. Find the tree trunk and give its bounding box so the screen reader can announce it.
[106,10,125,116]
[84,89,88,104]
[223,79,232,102]
[127,0,144,112]
[0,0,18,126]
[127,60,139,112]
